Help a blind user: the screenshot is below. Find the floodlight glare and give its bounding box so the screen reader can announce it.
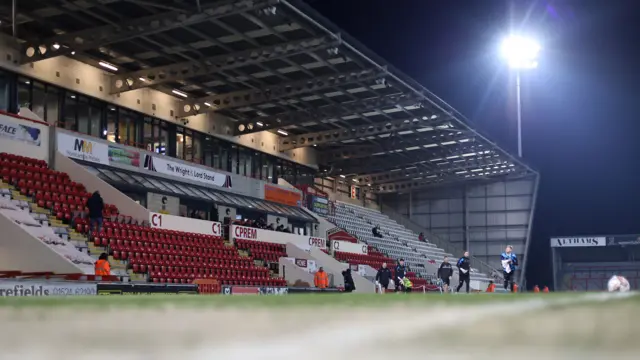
[501,35,541,69]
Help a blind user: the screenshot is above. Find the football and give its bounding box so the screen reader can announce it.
[607,275,631,292]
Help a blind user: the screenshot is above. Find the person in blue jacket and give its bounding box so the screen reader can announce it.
[501,245,518,292]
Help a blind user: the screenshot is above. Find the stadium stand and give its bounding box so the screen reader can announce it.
[327,201,491,287]
[0,152,286,287]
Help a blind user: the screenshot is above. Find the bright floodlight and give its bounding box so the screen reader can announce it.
[501,35,541,69]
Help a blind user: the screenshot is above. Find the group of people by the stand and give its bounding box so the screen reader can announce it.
[437,245,520,293]
[374,259,413,293]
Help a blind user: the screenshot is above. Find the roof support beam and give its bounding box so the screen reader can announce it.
[20,0,278,63]
[320,131,475,163]
[110,36,339,94]
[279,115,453,150]
[178,68,386,117]
[235,93,422,136]
[354,156,510,184]
[370,169,526,194]
[327,144,502,177]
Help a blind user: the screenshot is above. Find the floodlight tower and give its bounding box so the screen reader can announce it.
[500,35,541,157]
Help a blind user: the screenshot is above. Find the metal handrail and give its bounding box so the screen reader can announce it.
[380,203,501,280]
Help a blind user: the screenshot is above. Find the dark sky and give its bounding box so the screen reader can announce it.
[304,0,640,286]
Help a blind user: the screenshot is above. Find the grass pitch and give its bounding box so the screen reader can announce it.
[0,292,621,309]
[0,292,637,359]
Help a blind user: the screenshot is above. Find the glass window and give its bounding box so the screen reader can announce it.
[17,77,30,110]
[193,133,202,164]
[238,147,251,177]
[31,81,46,121]
[130,174,157,189]
[203,136,213,168]
[230,145,238,174]
[76,96,90,135]
[0,71,11,111]
[62,93,77,130]
[184,130,193,162]
[261,202,279,213]
[205,190,222,202]
[113,171,138,185]
[176,127,184,160]
[119,109,139,146]
[147,178,169,191]
[251,151,261,179]
[98,168,125,182]
[159,123,168,155]
[143,117,154,152]
[187,187,208,199]
[46,87,59,125]
[263,154,274,182]
[106,106,117,143]
[158,180,182,194]
[89,103,102,138]
[220,142,230,172]
[83,166,100,176]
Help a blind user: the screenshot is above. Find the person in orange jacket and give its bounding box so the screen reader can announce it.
[543,286,549,293]
[95,253,111,276]
[486,281,496,292]
[314,267,329,289]
[533,285,540,293]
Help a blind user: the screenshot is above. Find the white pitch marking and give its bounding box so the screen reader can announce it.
[189,292,636,360]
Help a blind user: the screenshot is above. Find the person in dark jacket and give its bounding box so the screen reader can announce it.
[375,262,392,293]
[456,251,471,293]
[342,268,356,292]
[372,225,383,238]
[437,256,453,293]
[86,191,104,234]
[394,259,407,292]
[501,245,518,292]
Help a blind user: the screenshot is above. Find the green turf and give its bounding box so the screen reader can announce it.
[0,292,615,309]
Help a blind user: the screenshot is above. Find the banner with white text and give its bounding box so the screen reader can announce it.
[230,225,327,251]
[0,281,97,297]
[149,212,222,237]
[57,132,109,165]
[331,240,368,255]
[143,154,232,188]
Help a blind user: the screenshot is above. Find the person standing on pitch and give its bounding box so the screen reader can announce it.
[501,245,518,292]
[437,256,453,293]
[456,251,471,293]
[395,259,407,293]
[375,262,392,293]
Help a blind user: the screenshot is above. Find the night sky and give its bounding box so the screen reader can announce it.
[305,0,640,287]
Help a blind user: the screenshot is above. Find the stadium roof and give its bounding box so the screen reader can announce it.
[2,0,538,193]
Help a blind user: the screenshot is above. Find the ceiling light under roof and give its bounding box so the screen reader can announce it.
[98,61,118,71]
[172,89,188,98]
[277,129,288,136]
[339,175,346,178]
[256,121,264,127]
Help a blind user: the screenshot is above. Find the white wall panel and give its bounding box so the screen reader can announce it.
[487,212,506,226]
[468,197,486,212]
[487,197,506,211]
[431,213,449,228]
[468,213,486,227]
[381,177,536,276]
[506,195,531,210]
[486,182,506,196]
[506,180,533,195]
[507,211,529,226]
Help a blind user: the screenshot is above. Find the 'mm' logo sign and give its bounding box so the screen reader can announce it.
[74,138,93,154]
[58,133,107,165]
